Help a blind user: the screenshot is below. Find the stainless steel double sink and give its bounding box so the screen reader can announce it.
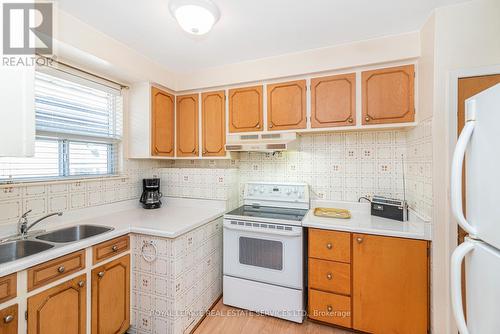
[0,225,114,265]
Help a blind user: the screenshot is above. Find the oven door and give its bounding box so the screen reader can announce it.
[223,219,303,289]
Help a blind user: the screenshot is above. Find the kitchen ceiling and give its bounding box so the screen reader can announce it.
[57,0,467,72]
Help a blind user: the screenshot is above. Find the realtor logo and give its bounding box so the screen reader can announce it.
[2,2,53,55]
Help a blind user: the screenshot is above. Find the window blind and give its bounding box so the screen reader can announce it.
[0,68,123,182]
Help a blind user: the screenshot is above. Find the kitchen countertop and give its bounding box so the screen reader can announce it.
[302,200,432,241]
[0,197,226,277]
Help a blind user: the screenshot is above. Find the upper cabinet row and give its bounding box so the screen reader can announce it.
[129,64,414,159]
[228,64,414,132]
[129,83,226,158]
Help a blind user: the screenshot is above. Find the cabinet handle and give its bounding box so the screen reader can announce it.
[327,305,333,312]
[326,243,333,250]
[58,266,65,273]
[111,245,118,252]
[256,124,260,128]
[78,280,85,288]
[356,237,364,244]
[365,117,370,122]
[269,124,273,128]
[203,150,207,154]
[3,315,14,324]
[326,273,333,280]
[348,118,353,123]
[98,271,105,278]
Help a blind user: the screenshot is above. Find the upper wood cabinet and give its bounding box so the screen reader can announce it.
[352,233,428,334]
[228,86,263,133]
[151,87,175,157]
[267,80,306,131]
[91,255,130,334]
[362,64,415,125]
[176,94,199,157]
[27,274,87,334]
[0,304,18,334]
[311,74,356,128]
[202,91,226,157]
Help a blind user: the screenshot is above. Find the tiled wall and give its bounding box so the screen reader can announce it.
[0,159,169,228]
[239,130,407,199]
[158,168,240,210]
[405,118,433,220]
[130,218,223,334]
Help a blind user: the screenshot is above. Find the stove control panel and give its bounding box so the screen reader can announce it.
[244,182,309,208]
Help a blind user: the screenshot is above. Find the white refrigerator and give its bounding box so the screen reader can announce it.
[451,83,500,334]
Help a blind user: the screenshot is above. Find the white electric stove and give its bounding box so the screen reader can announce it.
[223,182,310,323]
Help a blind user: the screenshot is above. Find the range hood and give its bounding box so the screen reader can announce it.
[225,132,299,152]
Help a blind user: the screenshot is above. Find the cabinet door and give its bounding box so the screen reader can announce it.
[0,304,18,334]
[92,255,130,334]
[27,274,86,334]
[267,80,306,131]
[202,91,226,157]
[176,94,199,157]
[228,86,263,133]
[352,234,428,334]
[362,64,415,125]
[311,74,356,128]
[151,87,175,157]
[0,64,34,157]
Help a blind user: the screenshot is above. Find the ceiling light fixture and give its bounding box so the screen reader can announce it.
[169,0,220,35]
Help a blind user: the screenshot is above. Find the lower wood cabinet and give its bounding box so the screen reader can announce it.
[0,304,18,334]
[91,254,130,334]
[308,228,429,333]
[352,233,429,334]
[27,274,86,334]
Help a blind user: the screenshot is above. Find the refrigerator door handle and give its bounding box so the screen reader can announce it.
[451,118,477,236]
[451,240,475,334]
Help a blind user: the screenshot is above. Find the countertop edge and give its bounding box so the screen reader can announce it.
[0,212,225,278]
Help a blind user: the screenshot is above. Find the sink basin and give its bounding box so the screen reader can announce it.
[0,240,54,265]
[36,225,113,243]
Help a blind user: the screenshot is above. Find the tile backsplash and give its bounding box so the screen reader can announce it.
[0,159,169,227]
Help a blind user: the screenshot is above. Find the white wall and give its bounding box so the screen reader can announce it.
[176,32,420,91]
[430,0,500,333]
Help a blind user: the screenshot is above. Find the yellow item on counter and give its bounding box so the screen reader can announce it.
[314,207,351,219]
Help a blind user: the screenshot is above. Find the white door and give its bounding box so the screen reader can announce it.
[223,219,303,289]
[451,238,500,334]
[451,83,500,249]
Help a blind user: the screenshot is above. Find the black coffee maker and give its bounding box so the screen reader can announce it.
[140,178,162,209]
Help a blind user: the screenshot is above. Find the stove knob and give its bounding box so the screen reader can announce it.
[259,187,265,194]
[286,189,292,195]
[293,187,299,194]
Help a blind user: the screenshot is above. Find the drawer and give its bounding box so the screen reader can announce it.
[0,273,16,303]
[0,304,18,334]
[27,250,85,291]
[93,235,129,264]
[309,228,351,263]
[309,258,351,295]
[308,289,351,328]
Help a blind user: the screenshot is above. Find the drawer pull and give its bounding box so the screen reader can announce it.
[327,305,333,312]
[348,118,353,123]
[365,117,370,122]
[78,280,85,288]
[111,245,118,252]
[3,315,14,324]
[57,266,65,273]
[326,243,333,250]
[97,271,105,278]
[356,237,364,244]
[326,273,333,280]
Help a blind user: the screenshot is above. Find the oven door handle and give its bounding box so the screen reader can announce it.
[224,224,302,237]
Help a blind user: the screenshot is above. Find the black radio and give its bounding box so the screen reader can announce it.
[371,195,408,222]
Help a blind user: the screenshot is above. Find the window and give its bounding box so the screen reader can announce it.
[0,68,123,182]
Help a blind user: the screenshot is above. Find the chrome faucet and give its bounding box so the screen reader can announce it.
[18,210,63,237]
